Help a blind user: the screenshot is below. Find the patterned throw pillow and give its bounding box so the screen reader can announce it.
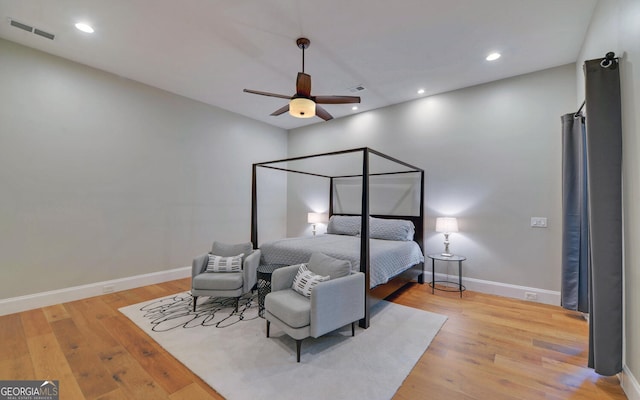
[292,264,330,297]
[369,217,415,241]
[326,215,361,236]
[206,253,244,273]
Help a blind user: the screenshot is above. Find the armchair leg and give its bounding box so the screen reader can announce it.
[192,296,198,312]
[296,339,302,363]
[352,321,355,337]
[266,320,270,338]
[234,297,239,312]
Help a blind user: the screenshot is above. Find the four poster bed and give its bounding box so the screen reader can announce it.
[251,147,425,328]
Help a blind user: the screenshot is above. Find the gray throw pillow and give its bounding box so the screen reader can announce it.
[211,241,253,260]
[369,217,415,241]
[308,252,351,280]
[326,215,361,236]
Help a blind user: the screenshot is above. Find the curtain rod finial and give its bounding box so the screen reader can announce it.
[601,51,619,69]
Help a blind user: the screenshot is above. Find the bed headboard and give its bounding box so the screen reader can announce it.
[329,174,424,253]
[327,159,424,253]
[327,213,424,253]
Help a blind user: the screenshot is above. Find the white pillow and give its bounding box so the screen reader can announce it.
[292,264,330,297]
[206,253,244,272]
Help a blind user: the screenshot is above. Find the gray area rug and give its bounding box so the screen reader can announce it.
[119,292,447,400]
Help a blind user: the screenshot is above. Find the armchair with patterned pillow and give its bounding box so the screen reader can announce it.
[264,252,365,362]
[191,241,261,312]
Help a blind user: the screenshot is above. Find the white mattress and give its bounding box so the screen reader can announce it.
[259,234,424,288]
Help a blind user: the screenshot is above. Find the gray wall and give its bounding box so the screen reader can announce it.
[577,0,640,387]
[287,64,577,292]
[0,38,288,299]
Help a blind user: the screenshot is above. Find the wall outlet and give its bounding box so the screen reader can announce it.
[530,217,548,228]
[524,292,537,301]
[103,285,115,294]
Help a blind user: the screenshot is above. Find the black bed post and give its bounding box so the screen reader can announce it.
[417,170,425,284]
[251,163,258,249]
[359,148,371,329]
[329,177,334,217]
[417,170,425,253]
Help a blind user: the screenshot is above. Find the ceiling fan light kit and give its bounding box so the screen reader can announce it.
[289,97,316,118]
[243,37,360,121]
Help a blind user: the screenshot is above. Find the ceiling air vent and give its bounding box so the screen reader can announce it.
[34,28,55,40]
[9,18,55,40]
[9,19,33,32]
[348,85,366,93]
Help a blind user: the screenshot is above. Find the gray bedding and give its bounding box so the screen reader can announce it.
[260,234,424,288]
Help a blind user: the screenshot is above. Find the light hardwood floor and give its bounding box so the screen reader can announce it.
[0,278,627,399]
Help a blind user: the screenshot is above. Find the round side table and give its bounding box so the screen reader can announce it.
[257,264,287,317]
[427,254,466,297]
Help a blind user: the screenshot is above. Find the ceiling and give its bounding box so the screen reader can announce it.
[0,0,597,130]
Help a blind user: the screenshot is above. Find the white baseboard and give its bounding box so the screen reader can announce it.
[0,266,192,316]
[0,268,563,315]
[423,271,561,306]
[621,364,640,400]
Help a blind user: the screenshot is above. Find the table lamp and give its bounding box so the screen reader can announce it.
[435,217,458,257]
[307,212,325,236]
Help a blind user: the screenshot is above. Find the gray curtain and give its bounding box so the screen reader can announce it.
[584,57,622,376]
[561,56,622,376]
[561,113,589,313]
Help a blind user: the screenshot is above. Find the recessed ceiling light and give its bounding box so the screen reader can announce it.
[352,106,358,111]
[486,52,501,61]
[75,23,94,33]
[417,89,425,95]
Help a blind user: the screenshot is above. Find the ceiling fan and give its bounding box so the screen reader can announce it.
[243,38,361,121]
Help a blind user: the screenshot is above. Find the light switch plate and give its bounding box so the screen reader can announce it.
[531,217,548,228]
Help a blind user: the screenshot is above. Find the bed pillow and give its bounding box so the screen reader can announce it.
[326,215,361,236]
[370,217,415,241]
[292,264,330,297]
[206,253,244,272]
[307,252,351,280]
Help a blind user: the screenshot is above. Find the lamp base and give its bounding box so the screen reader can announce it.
[441,233,452,257]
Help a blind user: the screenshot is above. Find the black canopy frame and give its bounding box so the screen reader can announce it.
[251,147,425,328]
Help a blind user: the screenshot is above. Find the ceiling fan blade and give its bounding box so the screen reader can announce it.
[314,95,361,104]
[270,104,290,116]
[243,89,292,100]
[296,73,312,97]
[315,105,333,121]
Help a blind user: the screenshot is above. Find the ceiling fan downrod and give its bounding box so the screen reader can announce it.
[296,37,310,73]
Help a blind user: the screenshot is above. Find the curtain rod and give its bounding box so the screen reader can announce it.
[575,100,586,117]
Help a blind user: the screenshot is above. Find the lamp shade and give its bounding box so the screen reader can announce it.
[307,212,326,224]
[435,217,458,233]
[289,98,316,118]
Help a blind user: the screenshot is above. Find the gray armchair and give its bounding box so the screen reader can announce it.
[264,252,365,362]
[191,241,261,312]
